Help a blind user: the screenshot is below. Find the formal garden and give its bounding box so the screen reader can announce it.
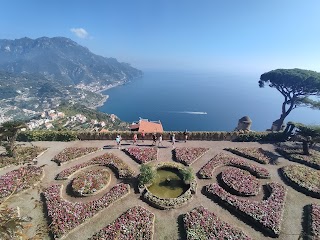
[0,134,319,240]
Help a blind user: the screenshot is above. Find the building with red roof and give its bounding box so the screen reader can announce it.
[130,118,163,133]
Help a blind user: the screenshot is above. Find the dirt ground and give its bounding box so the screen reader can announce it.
[2,139,319,240]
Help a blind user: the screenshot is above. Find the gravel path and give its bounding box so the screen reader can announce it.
[1,140,319,240]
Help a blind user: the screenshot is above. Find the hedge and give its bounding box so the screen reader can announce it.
[17,130,286,142]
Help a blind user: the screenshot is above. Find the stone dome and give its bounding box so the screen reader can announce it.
[239,116,252,123]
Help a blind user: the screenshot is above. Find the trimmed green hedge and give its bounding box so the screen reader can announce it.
[17,130,286,142]
[17,130,78,142]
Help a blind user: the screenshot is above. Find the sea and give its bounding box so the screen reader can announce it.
[98,71,320,131]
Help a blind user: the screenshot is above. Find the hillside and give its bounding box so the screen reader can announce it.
[0,37,142,86]
[0,37,142,123]
[0,71,106,123]
[25,102,129,131]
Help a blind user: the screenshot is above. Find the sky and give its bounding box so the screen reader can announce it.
[1,0,320,73]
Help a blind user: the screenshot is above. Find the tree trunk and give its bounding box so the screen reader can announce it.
[272,117,286,132]
[302,140,310,155]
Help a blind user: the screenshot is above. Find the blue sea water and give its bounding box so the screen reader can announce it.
[98,71,320,131]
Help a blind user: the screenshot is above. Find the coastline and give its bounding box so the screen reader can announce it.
[91,81,126,109]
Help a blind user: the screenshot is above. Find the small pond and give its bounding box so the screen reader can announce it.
[147,168,189,198]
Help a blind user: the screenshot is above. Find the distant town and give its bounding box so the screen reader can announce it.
[23,109,118,132]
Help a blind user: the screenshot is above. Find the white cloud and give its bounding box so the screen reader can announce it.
[70,28,89,39]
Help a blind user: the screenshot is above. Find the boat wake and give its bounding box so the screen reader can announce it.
[169,111,207,115]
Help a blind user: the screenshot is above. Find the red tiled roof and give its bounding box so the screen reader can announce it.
[130,120,163,133]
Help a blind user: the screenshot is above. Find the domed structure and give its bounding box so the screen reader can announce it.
[235,116,252,131]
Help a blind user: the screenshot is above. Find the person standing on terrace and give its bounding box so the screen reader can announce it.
[172,133,176,149]
[116,135,122,149]
[141,130,145,143]
[158,134,164,147]
[133,133,138,145]
[152,133,157,146]
[183,129,188,142]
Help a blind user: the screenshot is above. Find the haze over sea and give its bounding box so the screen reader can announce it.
[99,71,320,131]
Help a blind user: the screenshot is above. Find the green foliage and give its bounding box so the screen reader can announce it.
[179,167,194,183]
[296,97,320,110]
[233,132,286,142]
[138,164,156,186]
[259,68,320,93]
[0,121,26,157]
[259,68,320,131]
[17,130,78,142]
[295,123,320,139]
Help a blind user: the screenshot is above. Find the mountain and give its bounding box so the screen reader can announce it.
[0,36,142,124]
[0,37,142,86]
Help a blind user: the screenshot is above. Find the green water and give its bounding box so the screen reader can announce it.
[147,168,189,198]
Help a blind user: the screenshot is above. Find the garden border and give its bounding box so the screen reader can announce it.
[172,147,209,166]
[276,148,320,170]
[52,148,102,166]
[224,148,268,164]
[279,167,319,199]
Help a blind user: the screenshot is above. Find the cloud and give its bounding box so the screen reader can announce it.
[70,28,89,39]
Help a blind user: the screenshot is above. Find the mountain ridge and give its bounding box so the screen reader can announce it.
[0,36,142,85]
[0,36,142,125]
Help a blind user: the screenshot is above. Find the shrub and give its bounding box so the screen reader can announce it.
[17,130,78,142]
[139,165,156,186]
[234,132,285,142]
[179,167,194,183]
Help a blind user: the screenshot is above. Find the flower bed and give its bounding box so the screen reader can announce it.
[123,147,157,164]
[56,153,135,180]
[183,206,251,240]
[0,166,43,199]
[281,165,319,198]
[142,162,196,209]
[205,182,287,237]
[276,147,320,170]
[309,204,320,240]
[173,147,209,165]
[90,206,154,240]
[0,146,46,168]
[224,147,272,164]
[71,169,110,196]
[52,147,100,165]
[43,183,130,239]
[198,153,270,179]
[221,167,260,196]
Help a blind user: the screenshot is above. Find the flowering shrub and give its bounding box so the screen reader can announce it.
[309,204,320,240]
[56,153,135,180]
[0,146,46,168]
[198,153,270,179]
[205,182,287,237]
[183,206,251,240]
[43,183,130,239]
[90,206,154,240]
[173,147,209,165]
[0,166,43,199]
[224,147,272,164]
[52,147,100,165]
[123,147,157,164]
[221,167,260,196]
[276,147,320,170]
[71,169,110,196]
[281,165,319,198]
